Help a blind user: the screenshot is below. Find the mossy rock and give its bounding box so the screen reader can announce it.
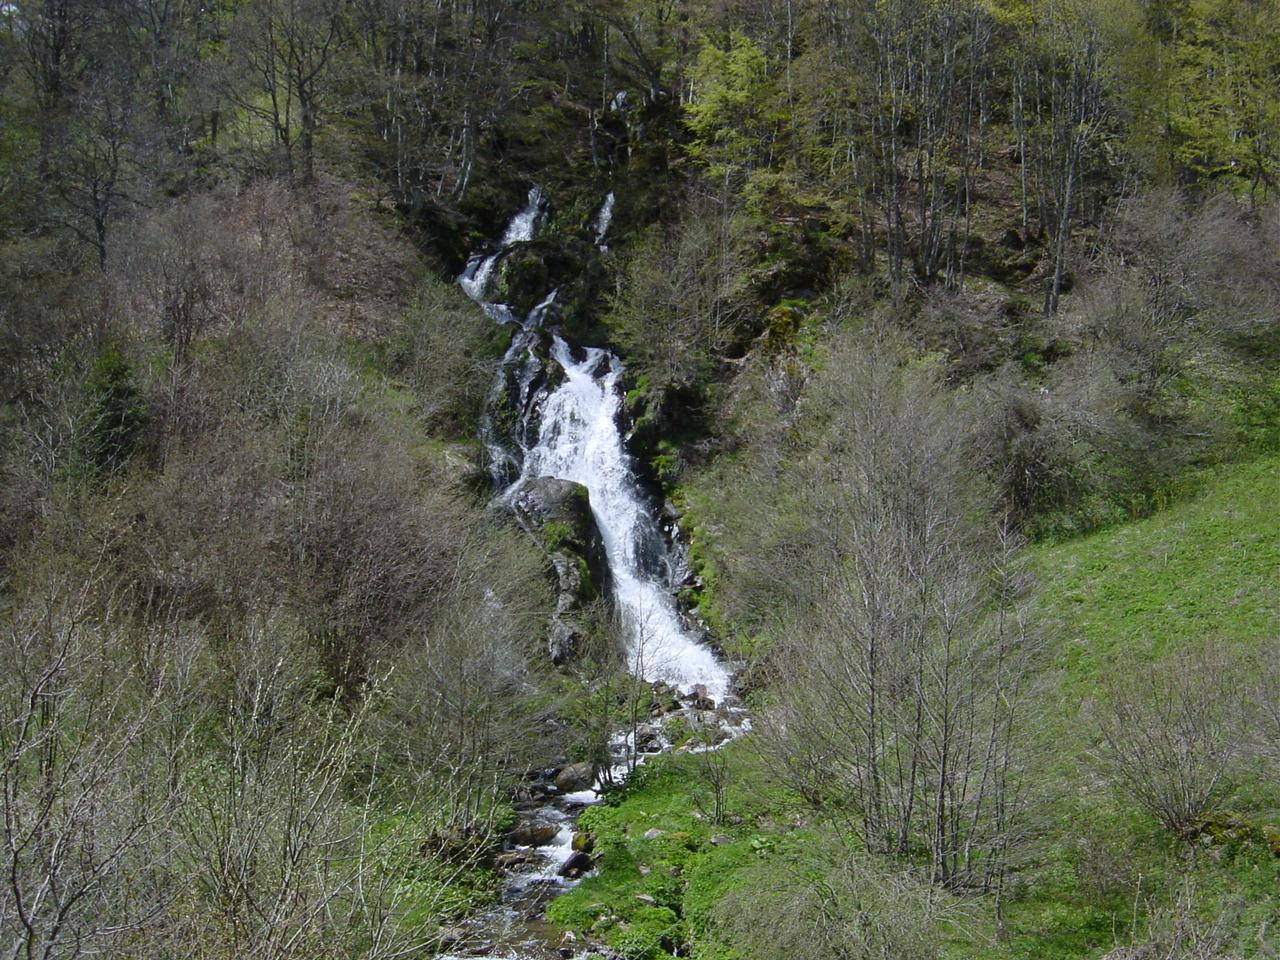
[1191,812,1266,848]
[1263,826,1280,857]
[494,239,592,316]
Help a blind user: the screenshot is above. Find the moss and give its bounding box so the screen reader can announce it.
[541,520,576,551]
[625,375,654,410]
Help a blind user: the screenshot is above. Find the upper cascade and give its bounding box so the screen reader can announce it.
[593,192,615,251]
[458,187,544,303]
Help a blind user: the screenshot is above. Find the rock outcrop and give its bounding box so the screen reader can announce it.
[502,476,610,664]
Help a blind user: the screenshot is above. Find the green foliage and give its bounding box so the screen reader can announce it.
[685,33,782,186]
[71,345,148,479]
[606,210,752,393]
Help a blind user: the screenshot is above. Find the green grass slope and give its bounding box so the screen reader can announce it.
[1038,455,1280,682]
[1002,454,1280,959]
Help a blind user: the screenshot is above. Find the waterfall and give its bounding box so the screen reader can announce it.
[459,189,729,700]
[523,337,728,698]
[592,192,615,251]
[459,187,544,304]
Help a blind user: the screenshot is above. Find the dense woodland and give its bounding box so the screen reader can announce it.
[2,1,1280,958]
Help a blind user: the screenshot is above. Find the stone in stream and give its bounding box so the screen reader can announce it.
[436,926,466,948]
[681,683,716,711]
[572,832,595,853]
[634,724,663,752]
[558,851,595,879]
[496,849,544,870]
[506,822,560,847]
[554,761,595,792]
[650,697,682,718]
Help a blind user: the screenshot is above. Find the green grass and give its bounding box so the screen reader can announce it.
[545,742,811,960]
[1037,454,1280,685]
[998,453,1280,958]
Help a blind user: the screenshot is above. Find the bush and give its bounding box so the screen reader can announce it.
[1092,644,1248,838]
[708,836,953,960]
[71,345,148,479]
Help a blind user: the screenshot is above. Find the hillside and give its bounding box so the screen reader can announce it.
[2,1,1280,958]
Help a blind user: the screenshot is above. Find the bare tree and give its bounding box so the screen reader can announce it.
[1092,643,1246,838]
[757,335,1044,891]
[224,0,347,184]
[0,580,193,959]
[1025,0,1113,318]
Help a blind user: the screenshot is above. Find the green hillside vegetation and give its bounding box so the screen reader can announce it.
[547,454,1280,960]
[2,0,1280,956]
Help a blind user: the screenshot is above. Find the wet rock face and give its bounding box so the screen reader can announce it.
[554,761,595,793]
[504,476,610,665]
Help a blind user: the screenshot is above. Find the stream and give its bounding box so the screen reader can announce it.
[437,190,746,959]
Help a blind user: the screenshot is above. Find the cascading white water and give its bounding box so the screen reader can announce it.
[592,192,615,251]
[459,187,544,303]
[458,189,729,700]
[521,338,729,699]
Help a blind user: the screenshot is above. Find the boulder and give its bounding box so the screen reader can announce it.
[507,822,560,847]
[572,832,595,853]
[440,444,486,490]
[436,926,467,948]
[649,697,681,718]
[548,617,585,665]
[554,762,595,793]
[558,850,595,879]
[642,828,663,841]
[502,477,610,666]
[634,724,663,753]
[509,477,593,534]
[496,849,543,870]
[681,684,716,711]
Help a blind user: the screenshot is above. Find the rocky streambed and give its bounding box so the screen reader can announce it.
[435,681,749,960]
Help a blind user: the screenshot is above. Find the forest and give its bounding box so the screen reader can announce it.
[1,1,1279,958]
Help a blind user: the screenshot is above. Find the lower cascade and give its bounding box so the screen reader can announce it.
[520,335,729,699]
[437,190,745,958]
